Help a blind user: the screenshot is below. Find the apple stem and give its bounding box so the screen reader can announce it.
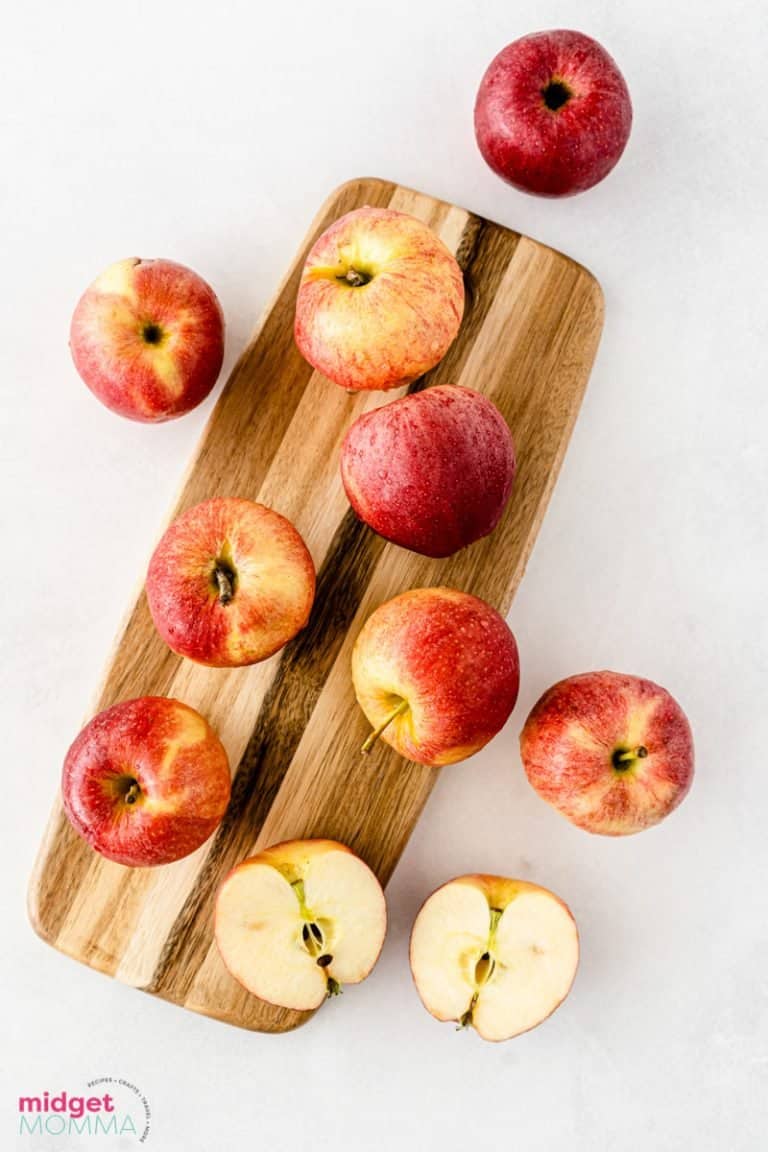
[613,746,648,768]
[326,977,342,998]
[124,781,140,805]
[361,699,410,755]
[343,267,369,287]
[213,564,235,605]
[457,997,477,1030]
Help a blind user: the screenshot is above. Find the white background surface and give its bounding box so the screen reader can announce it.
[2,1,767,1148]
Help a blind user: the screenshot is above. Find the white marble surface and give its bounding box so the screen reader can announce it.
[2,1,766,1148]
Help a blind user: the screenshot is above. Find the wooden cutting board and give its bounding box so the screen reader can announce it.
[28,177,603,1032]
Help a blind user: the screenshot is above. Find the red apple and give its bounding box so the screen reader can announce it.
[294,207,464,391]
[341,385,515,557]
[70,257,224,421]
[520,672,694,835]
[474,30,632,197]
[146,497,316,667]
[352,587,520,766]
[62,696,231,867]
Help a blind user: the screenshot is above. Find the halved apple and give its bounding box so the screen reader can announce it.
[409,875,578,1041]
[214,839,387,1011]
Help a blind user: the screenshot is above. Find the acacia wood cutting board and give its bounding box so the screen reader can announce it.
[28,177,603,1032]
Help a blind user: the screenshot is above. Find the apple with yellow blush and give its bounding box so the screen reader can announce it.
[70,257,224,422]
[294,207,464,392]
[520,671,694,835]
[352,587,520,767]
[61,696,231,867]
[146,497,315,668]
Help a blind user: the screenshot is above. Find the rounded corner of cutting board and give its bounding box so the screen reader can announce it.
[184,987,317,1035]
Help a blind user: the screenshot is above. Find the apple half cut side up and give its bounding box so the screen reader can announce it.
[215,840,387,1012]
[410,877,579,1042]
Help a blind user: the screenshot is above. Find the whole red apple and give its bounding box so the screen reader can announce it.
[62,696,231,867]
[341,385,515,557]
[352,587,520,766]
[474,30,632,197]
[294,207,464,391]
[146,497,315,667]
[520,672,694,835]
[70,257,224,421]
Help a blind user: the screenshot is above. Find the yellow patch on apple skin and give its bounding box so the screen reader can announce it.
[565,721,603,752]
[428,740,485,766]
[145,341,184,400]
[138,708,216,816]
[92,257,141,303]
[304,233,409,286]
[622,695,660,751]
[158,709,210,773]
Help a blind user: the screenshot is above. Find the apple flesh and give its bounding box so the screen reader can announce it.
[70,258,225,421]
[341,385,515,557]
[520,671,694,835]
[474,30,632,197]
[215,839,387,1010]
[352,587,520,767]
[410,875,578,1041]
[61,696,231,867]
[146,497,316,667]
[294,207,464,392]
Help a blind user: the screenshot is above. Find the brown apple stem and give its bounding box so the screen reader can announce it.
[214,565,235,605]
[342,267,370,287]
[124,782,140,805]
[361,699,410,755]
[613,746,648,767]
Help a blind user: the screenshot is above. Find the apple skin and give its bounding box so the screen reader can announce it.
[520,671,694,835]
[70,257,225,421]
[146,497,316,667]
[294,207,464,392]
[474,30,632,197]
[61,696,231,867]
[341,384,515,557]
[352,587,520,766]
